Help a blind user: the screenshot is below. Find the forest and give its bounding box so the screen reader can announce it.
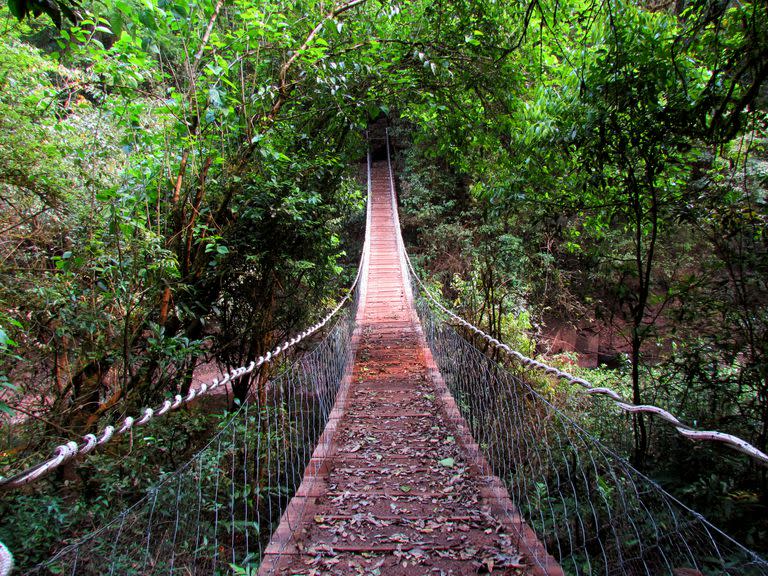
[0,0,766,571]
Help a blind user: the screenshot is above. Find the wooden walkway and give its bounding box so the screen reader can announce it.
[260,162,561,575]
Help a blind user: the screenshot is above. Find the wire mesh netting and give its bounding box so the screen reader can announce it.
[413,291,768,576]
[26,303,356,576]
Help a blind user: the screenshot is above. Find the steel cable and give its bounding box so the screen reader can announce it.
[3,155,373,575]
[0,232,365,494]
[17,305,357,575]
[405,256,768,466]
[379,128,768,573]
[414,295,768,574]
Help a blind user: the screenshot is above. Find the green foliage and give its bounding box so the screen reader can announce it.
[1,0,767,564]
[386,0,768,553]
[0,313,22,416]
[1,10,375,570]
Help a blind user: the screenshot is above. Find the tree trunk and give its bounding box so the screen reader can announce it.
[631,327,648,467]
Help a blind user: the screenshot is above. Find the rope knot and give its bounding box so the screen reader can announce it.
[80,434,98,455]
[56,441,80,461]
[156,399,173,416]
[98,426,115,445]
[137,408,154,426]
[0,539,13,576]
[118,416,135,434]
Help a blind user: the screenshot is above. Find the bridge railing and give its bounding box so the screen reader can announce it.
[1,156,373,575]
[378,125,768,575]
[17,300,356,575]
[411,285,768,575]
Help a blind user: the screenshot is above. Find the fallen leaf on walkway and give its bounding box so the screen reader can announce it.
[308,544,336,557]
[389,532,411,543]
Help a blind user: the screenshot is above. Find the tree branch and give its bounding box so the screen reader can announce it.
[267,0,368,122]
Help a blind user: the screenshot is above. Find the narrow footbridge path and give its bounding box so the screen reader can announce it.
[260,162,559,575]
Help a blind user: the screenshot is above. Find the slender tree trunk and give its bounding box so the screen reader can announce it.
[627,160,659,468]
[631,327,647,467]
[759,377,768,502]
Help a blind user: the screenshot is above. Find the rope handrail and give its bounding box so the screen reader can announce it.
[2,147,372,576]
[0,541,11,576]
[380,129,768,468]
[412,264,768,574]
[0,252,366,492]
[403,252,768,466]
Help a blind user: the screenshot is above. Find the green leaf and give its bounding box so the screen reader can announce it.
[0,328,18,348]
[438,457,455,468]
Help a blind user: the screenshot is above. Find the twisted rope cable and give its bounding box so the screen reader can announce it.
[0,540,12,576]
[404,253,768,466]
[0,258,366,492]
[380,129,768,467]
[415,284,768,574]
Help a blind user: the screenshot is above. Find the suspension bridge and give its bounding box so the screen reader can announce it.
[1,134,768,575]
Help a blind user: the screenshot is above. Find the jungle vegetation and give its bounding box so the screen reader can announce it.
[0,0,766,563]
